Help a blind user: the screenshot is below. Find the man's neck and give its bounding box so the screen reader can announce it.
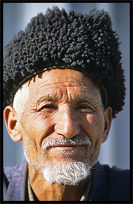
[28,163,90,201]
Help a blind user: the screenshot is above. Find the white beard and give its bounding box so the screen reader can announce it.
[24,148,94,186]
[42,160,92,186]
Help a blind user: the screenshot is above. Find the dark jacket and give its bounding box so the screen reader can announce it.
[3,161,130,201]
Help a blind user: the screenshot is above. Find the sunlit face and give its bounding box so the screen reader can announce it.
[18,69,109,185]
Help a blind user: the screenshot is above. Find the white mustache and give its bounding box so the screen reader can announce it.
[42,135,92,149]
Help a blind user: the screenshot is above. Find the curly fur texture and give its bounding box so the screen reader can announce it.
[3,7,125,117]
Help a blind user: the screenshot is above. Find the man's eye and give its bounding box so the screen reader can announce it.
[77,104,93,112]
[38,104,57,111]
[43,105,55,109]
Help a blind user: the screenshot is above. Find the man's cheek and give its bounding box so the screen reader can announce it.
[89,138,101,164]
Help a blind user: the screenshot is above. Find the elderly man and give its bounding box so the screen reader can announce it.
[3,7,130,201]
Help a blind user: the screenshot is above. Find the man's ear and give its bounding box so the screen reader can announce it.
[4,106,22,142]
[101,107,112,143]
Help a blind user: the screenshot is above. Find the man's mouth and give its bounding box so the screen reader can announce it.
[42,136,92,150]
[47,144,87,151]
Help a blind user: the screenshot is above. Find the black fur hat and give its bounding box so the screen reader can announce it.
[3,7,125,117]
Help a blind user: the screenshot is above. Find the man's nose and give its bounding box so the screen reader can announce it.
[54,106,80,138]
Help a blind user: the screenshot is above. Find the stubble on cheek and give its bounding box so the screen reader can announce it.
[88,138,101,166]
[22,131,45,171]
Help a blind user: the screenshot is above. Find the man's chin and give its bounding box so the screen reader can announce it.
[42,160,92,186]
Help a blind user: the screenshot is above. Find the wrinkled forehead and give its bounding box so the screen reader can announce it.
[23,69,102,105]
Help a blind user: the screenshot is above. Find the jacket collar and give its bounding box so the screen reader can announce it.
[5,161,28,201]
[91,161,107,201]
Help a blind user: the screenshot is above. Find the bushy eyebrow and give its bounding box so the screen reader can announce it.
[36,95,58,105]
[70,95,97,104]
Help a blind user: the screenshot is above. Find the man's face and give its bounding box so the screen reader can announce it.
[18,69,110,185]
